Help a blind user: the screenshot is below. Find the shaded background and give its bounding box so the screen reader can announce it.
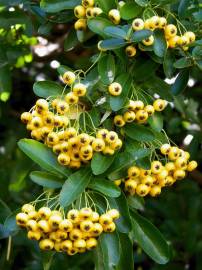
[0,0,202,269]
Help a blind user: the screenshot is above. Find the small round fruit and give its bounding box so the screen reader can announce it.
[58,153,70,166]
[74,239,86,251]
[79,207,93,220]
[74,5,86,18]
[38,220,50,233]
[80,220,94,232]
[142,175,155,186]
[168,36,180,48]
[168,146,180,160]
[125,45,137,57]
[21,112,32,124]
[108,9,121,25]
[128,166,140,178]
[91,223,103,236]
[187,160,198,172]
[103,222,116,233]
[39,239,54,250]
[153,99,167,111]
[16,213,28,227]
[136,184,150,197]
[132,18,144,31]
[74,19,87,31]
[150,16,160,29]
[125,179,137,194]
[82,0,94,8]
[73,83,87,97]
[27,230,41,241]
[142,35,154,46]
[49,214,63,229]
[59,219,73,232]
[144,105,155,116]
[175,157,187,169]
[86,7,93,18]
[86,238,98,250]
[136,110,148,123]
[69,228,83,241]
[123,111,136,122]
[107,209,120,220]
[26,220,38,231]
[38,207,52,219]
[99,214,113,226]
[96,129,109,140]
[177,35,189,46]
[173,169,186,180]
[92,138,105,152]
[63,71,76,85]
[36,99,49,112]
[151,161,163,174]
[160,143,171,155]
[159,17,167,28]
[114,115,125,127]
[67,209,79,223]
[61,240,73,251]
[91,212,100,222]
[105,131,118,144]
[165,24,177,38]
[165,162,175,172]
[65,92,79,104]
[108,82,122,96]
[150,185,161,197]
[184,31,195,43]
[22,204,35,214]
[91,7,102,17]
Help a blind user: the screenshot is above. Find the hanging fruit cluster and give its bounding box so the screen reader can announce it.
[114,99,167,126]
[20,71,122,169]
[16,202,120,256]
[115,144,198,197]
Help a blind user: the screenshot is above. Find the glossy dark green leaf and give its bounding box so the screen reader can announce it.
[108,192,132,233]
[96,0,116,13]
[135,0,149,7]
[88,178,121,197]
[18,139,70,177]
[120,3,142,20]
[64,28,79,51]
[193,11,202,22]
[30,171,64,189]
[117,233,134,270]
[33,81,63,98]
[132,211,170,264]
[148,112,164,132]
[174,57,193,68]
[104,26,127,39]
[93,243,106,270]
[88,17,113,38]
[124,124,155,142]
[98,232,120,269]
[153,30,167,58]
[59,168,92,207]
[171,69,189,96]
[98,54,116,85]
[163,49,175,78]
[178,0,190,18]
[127,195,145,211]
[131,29,153,42]
[99,38,126,50]
[91,153,116,175]
[40,0,80,12]
[109,73,132,111]
[108,149,151,180]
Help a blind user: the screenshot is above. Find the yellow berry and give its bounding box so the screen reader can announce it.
[125,45,137,57]
[27,230,41,241]
[136,184,150,197]
[91,223,103,236]
[108,9,121,25]
[61,240,73,251]
[59,219,73,232]
[96,129,109,140]
[150,16,160,29]
[159,17,167,28]
[38,207,52,219]
[103,222,116,232]
[73,83,87,97]
[136,110,148,123]
[80,220,94,232]
[39,239,54,250]
[82,0,94,8]
[49,214,63,229]
[38,220,50,233]
[160,144,171,155]
[173,169,186,180]
[123,111,136,122]
[22,204,35,214]
[67,209,79,223]
[74,5,86,18]
[108,82,122,96]
[91,7,102,17]
[125,179,137,194]
[175,157,187,169]
[184,31,195,43]
[105,131,118,144]
[165,24,177,38]
[151,161,163,174]
[91,212,100,222]
[63,71,76,85]
[153,99,167,111]
[141,175,155,186]
[99,213,112,226]
[107,209,120,220]
[86,238,98,250]
[58,153,70,166]
[114,115,126,127]
[142,35,154,46]
[144,105,155,116]
[187,160,198,172]
[168,146,180,160]
[168,36,180,48]
[92,138,105,152]
[26,220,38,231]
[36,99,49,112]
[56,100,69,114]
[65,92,79,104]
[177,35,189,46]
[21,112,32,124]
[150,185,161,197]
[132,18,144,31]
[128,166,140,178]
[16,212,28,227]
[69,228,83,241]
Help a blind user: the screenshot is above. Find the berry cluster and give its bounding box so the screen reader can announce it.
[115,144,197,197]
[16,204,120,256]
[21,71,122,169]
[114,99,167,126]
[74,0,102,31]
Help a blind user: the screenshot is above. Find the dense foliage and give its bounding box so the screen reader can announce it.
[0,0,202,269]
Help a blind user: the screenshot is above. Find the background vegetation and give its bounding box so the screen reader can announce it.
[0,0,202,269]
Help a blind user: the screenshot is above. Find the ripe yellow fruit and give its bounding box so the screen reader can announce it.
[67,209,79,223]
[63,71,76,85]
[132,18,144,31]
[26,220,38,231]
[108,82,122,96]
[160,144,171,155]
[149,16,160,29]
[173,169,186,180]
[73,83,87,97]
[59,219,73,232]
[177,35,189,46]
[38,220,50,233]
[128,166,140,178]
[142,35,154,46]
[125,179,137,194]
[187,160,198,172]
[91,7,102,17]
[49,214,63,229]
[150,185,161,197]
[125,45,137,57]
[61,240,73,251]
[92,138,105,152]
[141,175,155,186]
[74,5,86,18]
[165,24,177,38]
[151,161,163,174]
[58,153,70,165]
[153,99,167,111]
[168,36,180,48]
[107,209,120,220]
[65,92,79,104]
[16,213,29,227]
[184,31,195,43]
[36,99,49,112]
[86,238,98,250]
[168,146,180,160]
[86,7,93,18]
[69,228,83,240]
[108,9,121,25]
[80,220,94,232]
[27,230,41,241]
[136,110,148,123]
[38,207,52,219]
[136,184,150,197]
[159,17,167,28]
[79,207,93,220]
[21,112,32,124]
[144,105,155,116]
[144,19,155,30]
[99,214,113,226]
[22,204,35,214]
[39,239,54,250]
[74,18,87,31]
[82,0,94,8]
[103,222,116,232]
[123,110,136,122]
[114,115,125,127]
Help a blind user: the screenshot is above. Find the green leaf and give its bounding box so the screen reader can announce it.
[153,30,167,58]
[174,57,193,68]
[98,54,116,85]
[108,149,151,180]
[18,139,70,177]
[99,232,120,268]
[131,211,170,264]
[64,28,79,51]
[59,168,92,207]
[171,69,189,96]
[108,192,132,233]
[88,178,121,197]
[40,0,80,12]
[99,38,126,50]
[0,65,12,94]
[131,29,153,42]
[110,73,132,111]
[96,0,115,13]
[120,3,142,20]
[124,124,155,142]
[57,65,73,76]
[148,112,164,132]
[93,243,106,270]
[193,11,202,22]
[127,195,145,211]
[135,0,149,7]
[91,153,116,175]
[178,0,190,18]
[88,17,113,38]
[163,49,175,78]
[117,233,134,270]
[30,171,64,189]
[104,26,127,39]
[33,81,63,98]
